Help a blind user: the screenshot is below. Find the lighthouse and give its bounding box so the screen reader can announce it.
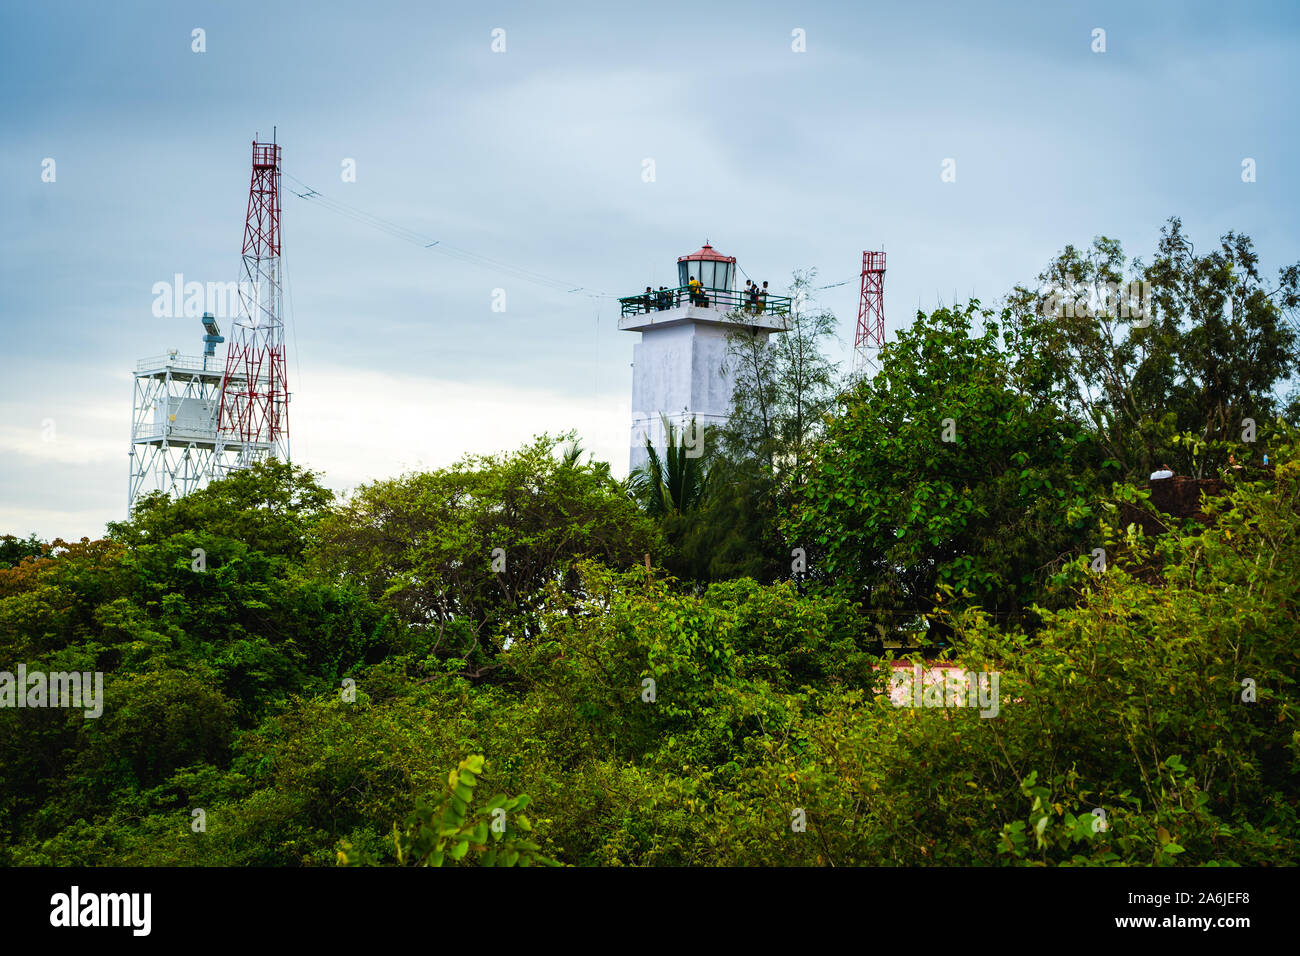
[620,242,791,472]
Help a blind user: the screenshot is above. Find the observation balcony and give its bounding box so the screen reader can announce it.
[617,285,793,335]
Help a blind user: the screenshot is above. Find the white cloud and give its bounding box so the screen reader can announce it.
[0,363,636,539]
[0,403,122,467]
[0,502,112,543]
[292,363,634,492]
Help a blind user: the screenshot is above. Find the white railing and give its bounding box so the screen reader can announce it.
[135,354,226,373]
[134,355,272,385]
[132,425,219,440]
[131,424,275,446]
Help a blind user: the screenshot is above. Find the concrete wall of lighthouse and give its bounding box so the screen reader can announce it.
[628,319,768,472]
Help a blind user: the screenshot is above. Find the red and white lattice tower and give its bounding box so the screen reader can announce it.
[854,250,886,374]
[217,139,289,469]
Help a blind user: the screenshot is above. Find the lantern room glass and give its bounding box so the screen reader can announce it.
[678,259,734,291]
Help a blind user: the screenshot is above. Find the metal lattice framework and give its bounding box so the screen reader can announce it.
[128,353,228,506]
[128,138,291,512]
[854,250,886,373]
[217,140,288,468]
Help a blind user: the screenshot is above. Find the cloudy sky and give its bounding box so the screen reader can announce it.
[2,0,1297,540]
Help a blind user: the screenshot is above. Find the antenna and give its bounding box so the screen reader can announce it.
[216,136,290,467]
[128,135,295,511]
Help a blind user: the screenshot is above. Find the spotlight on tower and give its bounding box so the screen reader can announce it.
[201,312,224,363]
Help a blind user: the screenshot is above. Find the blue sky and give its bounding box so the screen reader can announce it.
[2,0,1297,539]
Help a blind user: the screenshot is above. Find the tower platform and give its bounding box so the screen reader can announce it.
[619,304,789,334]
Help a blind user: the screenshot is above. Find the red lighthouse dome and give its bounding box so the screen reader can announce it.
[677,241,736,291]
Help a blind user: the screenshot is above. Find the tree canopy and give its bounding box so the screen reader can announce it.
[2,221,1297,868]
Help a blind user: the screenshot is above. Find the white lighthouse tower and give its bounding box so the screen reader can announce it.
[620,242,790,472]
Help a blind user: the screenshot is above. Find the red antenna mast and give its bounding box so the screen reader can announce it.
[217,138,289,468]
[855,250,886,373]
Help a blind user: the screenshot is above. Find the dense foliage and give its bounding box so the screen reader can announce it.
[786,302,1110,640]
[1,223,1297,866]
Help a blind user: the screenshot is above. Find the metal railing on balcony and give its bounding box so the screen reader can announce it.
[135,354,227,374]
[619,285,793,319]
[132,422,220,442]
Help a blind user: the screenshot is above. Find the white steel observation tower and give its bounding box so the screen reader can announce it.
[128,314,230,506]
[619,242,791,472]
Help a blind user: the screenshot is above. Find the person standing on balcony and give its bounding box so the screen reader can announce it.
[643,286,653,312]
[688,275,702,305]
[758,281,769,315]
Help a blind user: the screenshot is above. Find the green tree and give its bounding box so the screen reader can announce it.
[787,302,1105,641]
[108,459,334,561]
[1149,219,1297,473]
[670,454,785,583]
[0,534,46,569]
[667,271,842,584]
[338,755,558,867]
[1005,220,1299,478]
[311,434,660,676]
[0,464,397,858]
[628,415,711,519]
[718,270,841,488]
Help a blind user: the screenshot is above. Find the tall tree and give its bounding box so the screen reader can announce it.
[1150,220,1297,471]
[667,271,842,584]
[718,270,841,490]
[1004,219,1299,478]
[786,302,1105,642]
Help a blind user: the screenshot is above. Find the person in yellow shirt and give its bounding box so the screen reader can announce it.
[688,275,702,305]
